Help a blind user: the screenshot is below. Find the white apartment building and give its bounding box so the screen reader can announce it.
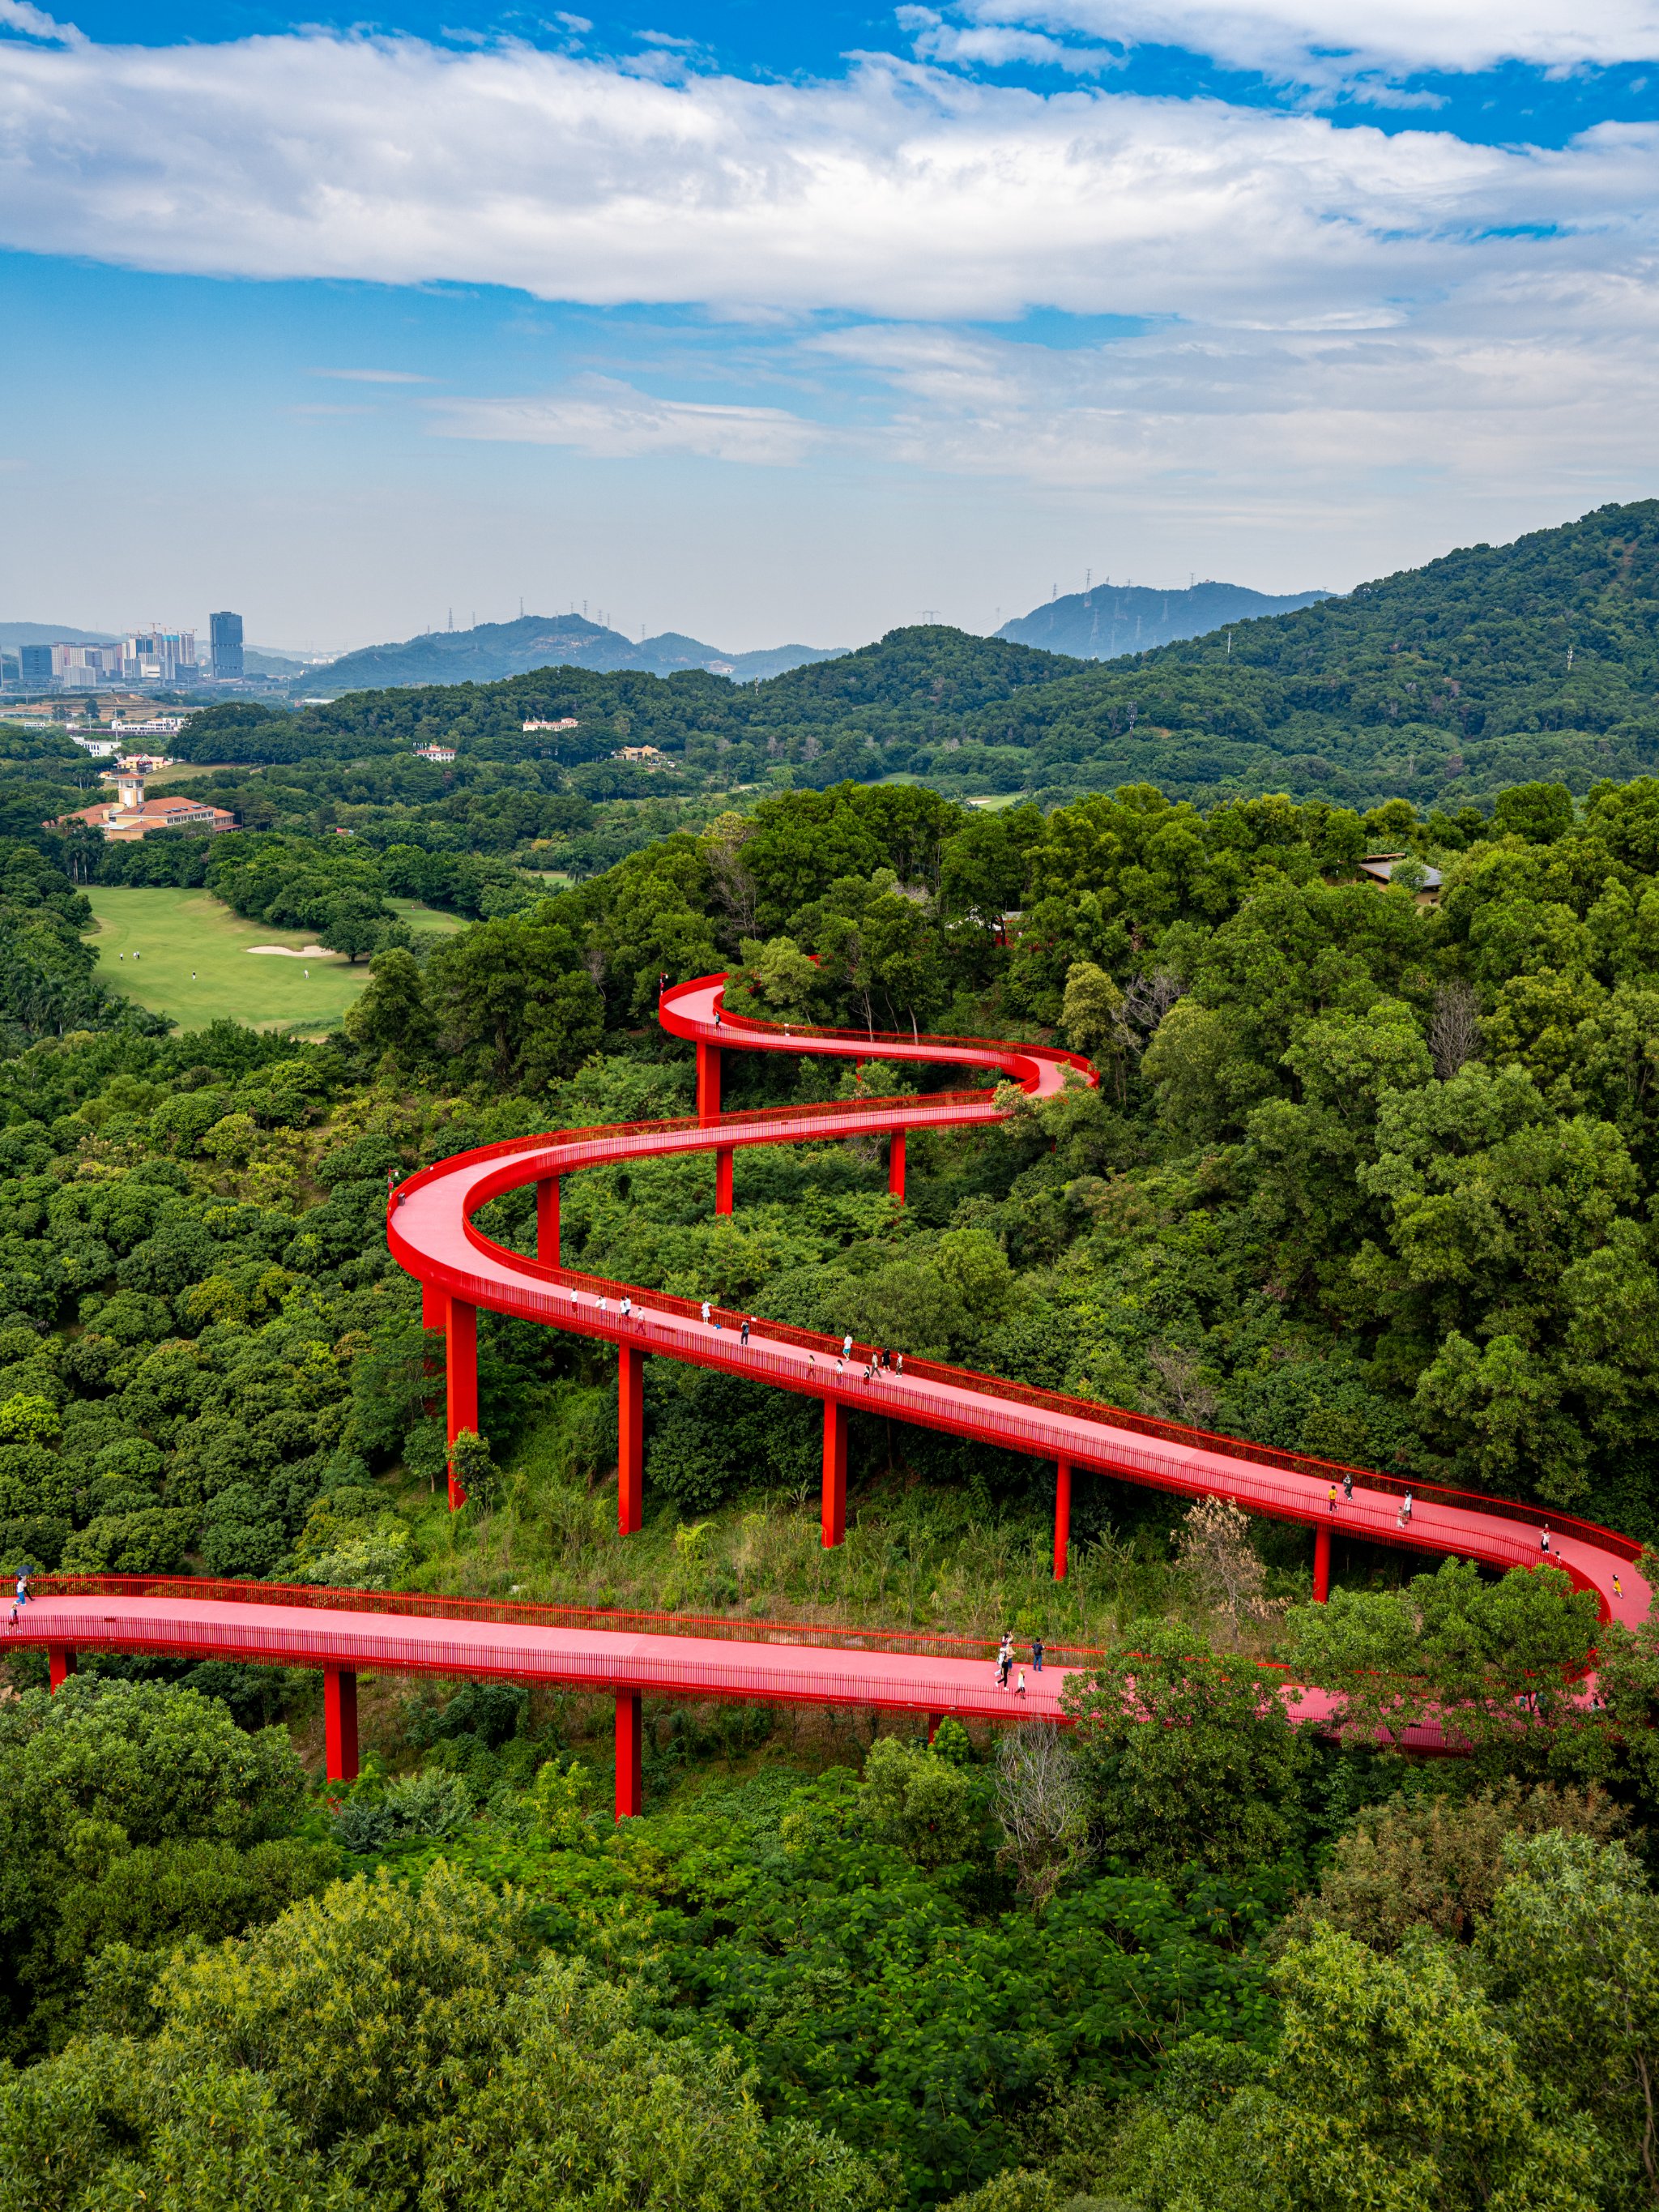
[122,630,198,685]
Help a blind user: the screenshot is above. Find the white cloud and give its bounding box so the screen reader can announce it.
[935,1,1659,85]
[810,296,1659,516]
[0,28,1653,327]
[431,379,820,463]
[897,7,1124,74]
[308,368,435,382]
[0,0,82,44]
[2,19,1659,536]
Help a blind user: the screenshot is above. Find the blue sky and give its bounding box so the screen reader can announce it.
[2,1,1657,654]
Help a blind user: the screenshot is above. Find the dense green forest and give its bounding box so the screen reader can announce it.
[2,758,1659,2203]
[11,511,1659,2201]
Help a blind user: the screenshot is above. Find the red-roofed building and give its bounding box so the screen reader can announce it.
[50,765,236,842]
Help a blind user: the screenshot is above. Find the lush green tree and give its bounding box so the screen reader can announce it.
[424,908,604,1087]
[1482,1830,1659,2198]
[1060,1619,1307,1877]
[858,1736,983,1872]
[0,1679,313,2052]
[1281,1561,1600,1764]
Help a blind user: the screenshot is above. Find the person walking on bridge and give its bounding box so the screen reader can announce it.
[842,1334,854,1360]
[1396,1490,1414,1527]
[1327,1484,1337,1514]
[702,1301,712,1326]
[1342,1471,1353,1503]
[1031,1634,1044,1674]
[1540,1527,1553,1557]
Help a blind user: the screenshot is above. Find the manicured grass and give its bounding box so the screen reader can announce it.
[87,885,463,1034]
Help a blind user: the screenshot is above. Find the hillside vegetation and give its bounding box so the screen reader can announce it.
[112,502,1659,839]
[2,761,1659,2202]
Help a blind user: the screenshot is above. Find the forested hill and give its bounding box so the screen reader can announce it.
[976,499,1659,810]
[999,578,1328,658]
[309,613,847,691]
[151,501,1659,818]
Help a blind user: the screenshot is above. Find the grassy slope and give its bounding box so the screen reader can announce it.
[87,885,462,1032]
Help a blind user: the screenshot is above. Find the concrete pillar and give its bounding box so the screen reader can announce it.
[324,1665,359,1781]
[1313,1523,1331,1603]
[1053,1458,1072,1582]
[536,1177,560,1267]
[888,1129,906,1203]
[446,1298,477,1510]
[715,1147,733,1215]
[615,1689,642,1817]
[697,1040,722,1121]
[822,1398,847,1548]
[47,1645,76,1692]
[618,1344,644,1535]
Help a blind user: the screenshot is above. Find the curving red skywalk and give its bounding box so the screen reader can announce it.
[12,974,1648,1817]
[386,972,1648,1630]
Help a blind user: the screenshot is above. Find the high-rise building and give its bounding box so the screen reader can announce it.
[19,645,53,686]
[50,643,123,690]
[209,610,245,679]
[122,630,198,685]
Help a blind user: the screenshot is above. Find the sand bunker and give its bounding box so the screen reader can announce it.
[247,944,335,959]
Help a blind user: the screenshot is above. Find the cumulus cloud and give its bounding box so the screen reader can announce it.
[813,299,1659,508]
[932,0,1659,85]
[1,28,1655,326]
[4,20,1659,531]
[430,380,820,463]
[0,0,82,43]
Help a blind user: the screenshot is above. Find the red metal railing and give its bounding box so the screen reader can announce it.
[28,1575,1114,1663]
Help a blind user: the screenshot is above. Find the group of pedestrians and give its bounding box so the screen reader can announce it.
[830,1334,904,1381]
[1320,1473,1569,1579]
[994,1631,1044,1697]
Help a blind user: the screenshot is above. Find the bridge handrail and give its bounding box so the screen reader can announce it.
[23,1574,1126,1661]
[413,1250,1639,1563]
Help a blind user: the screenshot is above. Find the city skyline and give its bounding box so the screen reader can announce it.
[3,2,1659,650]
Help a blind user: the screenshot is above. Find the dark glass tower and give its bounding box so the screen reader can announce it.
[209,610,245,679]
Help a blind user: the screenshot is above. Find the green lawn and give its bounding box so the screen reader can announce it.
[87,886,463,1034]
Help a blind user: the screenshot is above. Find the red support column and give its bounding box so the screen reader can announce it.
[1053,1458,1072,1582]
[888,1129,906,1203]
[618,1344,644,1535]
[47,1645,76,1691]
[821,1398,847,1548]
[714,1147,733,1215]
[536,1177,560,1267]
[926,1711,942,1744]
[697,1040,722,1121]
[446,1297,478,1510]
[1313,1523,1331,1603]
[324,1665,359,1781]
[615,1689,642,1817]
[420,1283,444,1416]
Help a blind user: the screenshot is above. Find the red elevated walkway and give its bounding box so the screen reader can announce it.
[385,972,1645,1623]
[6,1578,1453,1816]
[11,975,1645,1818]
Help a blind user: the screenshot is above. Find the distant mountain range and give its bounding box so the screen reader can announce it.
[0,622,122,649]
[305,615,848,694]
[998,580,1328,659]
